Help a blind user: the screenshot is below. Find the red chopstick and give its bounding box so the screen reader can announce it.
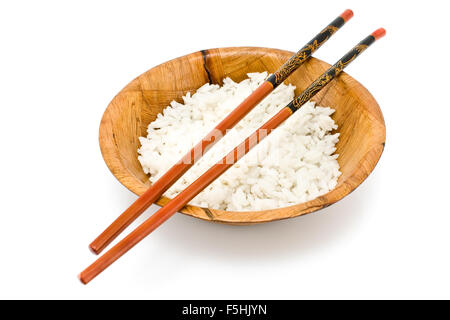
[79,28,385,284]
[89,10,353,255]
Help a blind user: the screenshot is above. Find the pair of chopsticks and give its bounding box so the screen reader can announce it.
[80,10,385,284]
[90,9,354,255]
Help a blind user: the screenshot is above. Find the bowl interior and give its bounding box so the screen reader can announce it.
[99,47,385,224]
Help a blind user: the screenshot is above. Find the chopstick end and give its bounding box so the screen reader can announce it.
[340,9,354,22]
[89,243,101,255]
[371,28,386,40]
[78,273,88,285]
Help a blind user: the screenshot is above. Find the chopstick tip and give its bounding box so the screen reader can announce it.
[89,243,101,255]
[78,273,88,285]
[340,9,354,22]
[371,28,386,40]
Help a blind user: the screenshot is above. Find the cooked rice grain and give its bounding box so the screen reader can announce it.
[138,72,341,211]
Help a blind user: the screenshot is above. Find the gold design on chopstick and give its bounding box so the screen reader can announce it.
[341,44,368,69]
[272,25,339,85]
[291,43,369,110]
[292,73,332,109]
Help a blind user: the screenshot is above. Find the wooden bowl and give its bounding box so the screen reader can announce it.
[99,47,385,224]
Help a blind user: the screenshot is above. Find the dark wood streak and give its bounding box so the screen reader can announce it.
[202,208,215,220]
[200,50,213,85]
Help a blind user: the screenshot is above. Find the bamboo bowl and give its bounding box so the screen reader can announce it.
[99,47,385,225]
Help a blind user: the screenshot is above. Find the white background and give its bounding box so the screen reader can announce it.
[1,0,449,299]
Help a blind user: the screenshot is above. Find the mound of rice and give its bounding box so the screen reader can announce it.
[138,72,341,211]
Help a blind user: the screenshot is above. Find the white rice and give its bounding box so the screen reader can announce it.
[138,72,341,211]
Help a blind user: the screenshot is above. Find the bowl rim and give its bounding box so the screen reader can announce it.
[99,46,386,225]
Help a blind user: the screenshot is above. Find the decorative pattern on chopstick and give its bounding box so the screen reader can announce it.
[287,34,377,112]
[79,29,385,284]
[267,9,353,87]
[88,10,353,255]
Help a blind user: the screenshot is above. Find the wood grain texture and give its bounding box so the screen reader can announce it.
[99,47,385,225]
